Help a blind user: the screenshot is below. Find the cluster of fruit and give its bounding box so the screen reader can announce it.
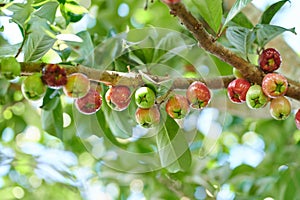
[135,81,211,127]
[227,48,300,128]
[2,62,211,128]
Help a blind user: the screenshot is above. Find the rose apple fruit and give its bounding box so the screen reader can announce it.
[186,81,211,110]
[165,94,190,119]
[75,88,102,115]
[246,85,269,109]
[135,86,156,109]
[161,0,181,4]
[42,64,67,88]
[262,73,288,98]
[270,96,291,120]
[22,73,46,101]
[63,73,90,98]
[258,48,281,73]
[135,106,160,128]
[1,57,21,80]
[105,85,131,111]
[227,78,251,103]
[295,109,300,130]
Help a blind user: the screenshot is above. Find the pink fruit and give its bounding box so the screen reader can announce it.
[258,48,281,73]
[105,85,131,111]
[165,94,190,119]
[186,81,211,110]
[75,89,102,115]
[262,73,288,98]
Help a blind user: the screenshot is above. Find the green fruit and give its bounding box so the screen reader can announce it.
[63,73,90,98]
[135,87,156,109]
[22,73,46,101]
[1,57,21,79]
[270,96,291,120]
[246,85,269,109]
[135,106,160,128]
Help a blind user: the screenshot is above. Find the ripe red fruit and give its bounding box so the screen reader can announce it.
[269,96,291,120]
[165,94,190,119]
[75,89,102,115]
[42,64,67,88]
[227,78,251,103]
[135,106,160,128]
[258,48,281,73]
[161,0,181,4]
[186,81,211,110]
[262,73,288,98]
[63,73,90,98]
[295,109,300,130]
[105,85,131,111]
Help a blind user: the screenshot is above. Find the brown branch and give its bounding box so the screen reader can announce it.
[164,2,300,102]
[19,62,234,90]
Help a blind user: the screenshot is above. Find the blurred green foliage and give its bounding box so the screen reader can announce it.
[0,0,299,199]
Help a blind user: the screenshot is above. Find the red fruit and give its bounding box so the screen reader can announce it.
[262,73,288,98]
[227,78,251,103]
[135,106,160,128]
[63,73,90,98]
[269,96,291,120]
[105,85,131,111]
[161,0,181,4]
[295,109,300,130]
[258,48,281,73]
[186,81,211,110]
[166,94,190,119]
[75,89,102,115]
[42,64,67,88]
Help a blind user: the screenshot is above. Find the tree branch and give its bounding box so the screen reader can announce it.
[164,2,300,102]
[20,62,235,90]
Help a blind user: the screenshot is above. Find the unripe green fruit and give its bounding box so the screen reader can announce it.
[135,106,160,128]
[63,73,90,98]
[1,57,21,80]
[135,87,156,109]
[246,85,269,109]
[22,73,46,101]
[165,94,190,119]
[270,96,291,120]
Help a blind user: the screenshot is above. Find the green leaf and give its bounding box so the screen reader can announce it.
[231,12,254,29]
[210,55,233,76]
[254,24,296,47]
[34,1,59,24]
[260,0,290,24]
[226,26,255,56]
[65,31,94,67]
[95,109,123,147]
[156,116,191,173]
[191,0,222,33]
[0,77,10,96]
[7,3,33,28]
[23,16,56,62]
[40,88,60,111]
[42,99,63,139]
[223,0,253,31]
